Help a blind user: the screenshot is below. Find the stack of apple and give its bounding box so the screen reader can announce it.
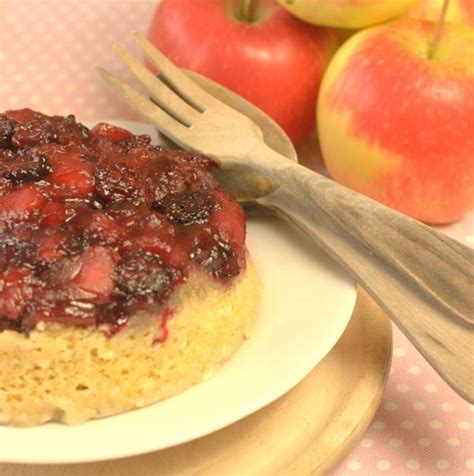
[148,0,473,224]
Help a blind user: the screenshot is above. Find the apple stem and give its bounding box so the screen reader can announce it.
[428,0,450,59]
[241,0,255,22]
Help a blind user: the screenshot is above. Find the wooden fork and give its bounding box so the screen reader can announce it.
[98,33,474,402]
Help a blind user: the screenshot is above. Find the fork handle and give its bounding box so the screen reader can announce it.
[242,140,474,402]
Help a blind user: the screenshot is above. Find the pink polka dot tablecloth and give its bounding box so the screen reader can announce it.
[0,1,473,473]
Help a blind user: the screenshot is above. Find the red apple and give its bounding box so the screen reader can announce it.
[317,20,474,224]
[148,0,337,145]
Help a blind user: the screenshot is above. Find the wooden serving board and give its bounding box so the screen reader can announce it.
[1,288,392,475]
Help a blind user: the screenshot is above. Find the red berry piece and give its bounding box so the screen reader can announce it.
[211,189,246,247]
[1,152,51,185]
[48,151,94,199]
[94,160,147,205]
[0,184,45,222]
[89,123,133,143]
[70,246,118,301]
[123,213,188,269]
[37,232,68,262]
[5,108,43,124]
[11,120,56,149]
[82,212,125,246]
[54,114,90,146]
[41,202,66,226]
[0,267,36,320]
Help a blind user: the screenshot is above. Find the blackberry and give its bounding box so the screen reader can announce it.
[152,190,214,225]
[0,153,51,185]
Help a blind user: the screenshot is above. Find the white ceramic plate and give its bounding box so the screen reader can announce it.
[0,122,356,464]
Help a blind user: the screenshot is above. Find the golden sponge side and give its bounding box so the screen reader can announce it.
[0,257,260,426]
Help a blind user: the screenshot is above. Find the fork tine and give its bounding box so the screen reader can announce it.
[132,32,217,112]
[113,45,199,127]
[96,66,189,145]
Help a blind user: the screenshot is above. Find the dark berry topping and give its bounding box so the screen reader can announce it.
[116,251,174,303]
[1,152,51,185]
[152,190,214,225]
[0,109,246,336]
[0,115,15,149]
[94,160,147,205]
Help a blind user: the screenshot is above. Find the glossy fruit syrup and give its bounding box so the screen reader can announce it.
[0,109,246,335]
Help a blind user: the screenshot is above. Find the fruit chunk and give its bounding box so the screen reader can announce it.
[89,123,133,143]
[0,267,35,320]
[152,190,214,225]
[212,190,246,246]
[41,202,66,226]
[117,251,173,303]
[94,160,147,205]
[1,152,51,185]
[70,246,118,300]
[0,184,45,221]
[37,232,68,262]
[48,152,94,199]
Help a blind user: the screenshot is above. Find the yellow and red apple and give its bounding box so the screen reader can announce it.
[317,20,474,224]
[407,0,474,27]
[277,0,417,29]
[148,0,337,145]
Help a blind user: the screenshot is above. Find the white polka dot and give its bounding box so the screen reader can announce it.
[401,420,414,430]
[377,460,391,471]
[384,401,398,412]
[425,383,437,393]
[408,365,421,375]
[459,421,472,430]
[447,437,460,446]
[436,459,449,471]
[393,348,405,357]
[466,459,474,471]
[373,420,385,430]
[418,437,432,447]
[430,420,443,429]
[441,403,454,412]
[413,401,426,411]
[397,383,410,393]
[361,438,374,448]
[466,235,474,244]
[347,460,361,471]
[407,459,421,471]
[18,52,30,62]
[390,438,402,447]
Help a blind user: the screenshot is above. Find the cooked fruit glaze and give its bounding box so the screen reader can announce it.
[0,109,246,335]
